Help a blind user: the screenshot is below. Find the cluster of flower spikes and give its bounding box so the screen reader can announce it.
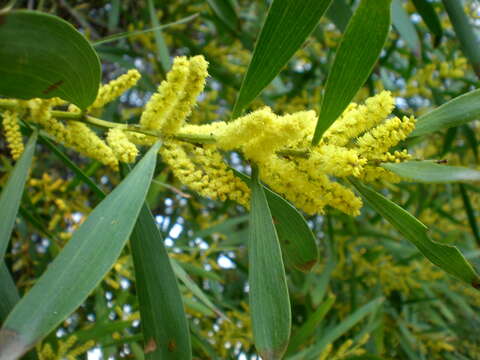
[136,56,416,216]
[0,69,142,170]
[1,54,416,217]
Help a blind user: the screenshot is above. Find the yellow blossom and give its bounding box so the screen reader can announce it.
[160,141,250,206]
[106,128,139,163]
[322,90,395,146]
[216,107,316,163]
[356,115,416,156]
[2,109,24,160]
[90,69,141,110]
[66,121,118,170]
[140,55,209,134]
[28,98,70,144]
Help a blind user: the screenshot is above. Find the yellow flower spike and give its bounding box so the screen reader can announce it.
[106,128,139,163]
[90,69,141,110]
[356,115,416,157]
[161,141,250,206]
[28,99,70,144]
[2,110,24,160]
[140,55,208,134]
[66,121,119,170]
[322,90,395,146]
[140,56,190,131]
[192,145,250,207]
[160,55,209,134]
[301,145,367,178]
[258,155,362,216]
[217,107,315,163]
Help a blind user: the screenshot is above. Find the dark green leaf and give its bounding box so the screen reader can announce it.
[130,205,191,360]
[93,14,199,46]
[306,297,384,358]
[147,0,171,72]
[0,132,37,258]
[286,294,335,354]
[350,178,480,287]
[234,170,318,272]
[0,142,160,359]
[206,0,238,32]
[326,0,352,32]
[0,10,101,109]
[232,0,333,117]
[392,0,421,56]
[459,184,480,246]
[442,0,480,77]
[312,0,392,145]
[0,264,19,325]
[170,259,224,318]
[410,89,480,137]
[382,161,480,183]
[249,165,291,359]
[411,0,443,46]
[264,190,319,272]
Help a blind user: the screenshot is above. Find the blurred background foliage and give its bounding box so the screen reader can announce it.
[2,0,480,359]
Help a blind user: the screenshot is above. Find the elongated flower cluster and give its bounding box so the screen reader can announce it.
[146,56,416,216]
[2,109,24,160]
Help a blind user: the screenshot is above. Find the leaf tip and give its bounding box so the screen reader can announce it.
[0,328,28,360]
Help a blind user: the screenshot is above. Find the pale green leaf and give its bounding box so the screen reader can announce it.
[350,178,480,287]
[382,161,480,183]
[0,142,160,359]
[249,165,291,359]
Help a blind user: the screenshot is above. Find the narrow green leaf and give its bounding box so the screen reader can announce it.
[410,88,480,137]
[411,0,443,46]
[382,161,480,183]
[130,205,191,360]
[234,170,318,272]
[350,178,480,287]
[37,133,105,199]
[249,165,291,360]
[286,294,335,354]
[326,0,352,32]
[312,0,392,145]
[392,0,421,56]
[0,10,101,109]
[206,0,238,32]
[0,132,37,258]
[93,14,199,47]
[0,142,160,360]
[107,0,120,32]
[170,259,224,318]
[0,264,19,325]
[264,190,319,272]
[459,184,480,246]
[307,297,384,358]
[147,0,171,72]
[442,0,480,77]
[232,0,333,117]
